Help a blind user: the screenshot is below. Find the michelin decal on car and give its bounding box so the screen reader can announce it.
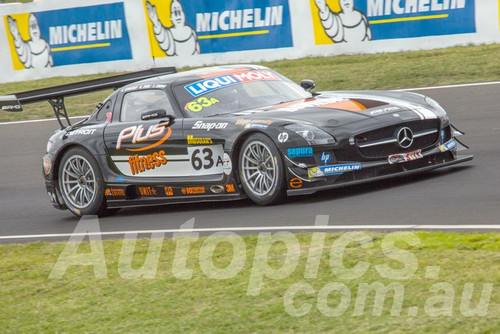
[439,139,457,153]
[310,0,475,45]
[4,3,132,70]
[144,0,293,58]
[308,163,361,178]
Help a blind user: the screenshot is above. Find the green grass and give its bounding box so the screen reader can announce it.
[2,0,32,3]
[1,44,499,122]
[0,232,499,333]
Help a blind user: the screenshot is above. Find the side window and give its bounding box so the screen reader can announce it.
[120,89,174,122]
[95,100,113,123]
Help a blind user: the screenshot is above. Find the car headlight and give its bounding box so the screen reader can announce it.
[425,96,448,121]
[284,124,336,145]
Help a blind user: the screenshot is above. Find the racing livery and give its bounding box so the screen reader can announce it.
[2,65,473,216]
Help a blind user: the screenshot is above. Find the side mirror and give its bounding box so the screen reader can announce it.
[141,109,168,121]
[300,79,316,92]
[164,114,176,125]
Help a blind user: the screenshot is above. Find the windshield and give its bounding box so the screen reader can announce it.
[174,69,311,117]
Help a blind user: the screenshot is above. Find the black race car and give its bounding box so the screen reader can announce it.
[2,65,472,216]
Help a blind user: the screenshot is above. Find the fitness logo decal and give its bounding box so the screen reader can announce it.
[128,150,168,175]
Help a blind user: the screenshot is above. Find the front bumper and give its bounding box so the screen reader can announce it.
[286,138,473,196]
[287,153,473,196]
[42,153,67,210]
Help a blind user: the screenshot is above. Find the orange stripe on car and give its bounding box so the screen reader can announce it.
[318,100,367,111]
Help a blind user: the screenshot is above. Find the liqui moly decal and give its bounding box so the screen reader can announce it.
[185,70,281,97]
[232,70,279,82]
[185,75,239,97]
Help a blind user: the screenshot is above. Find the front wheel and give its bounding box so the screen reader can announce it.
[58,147,112,217]
[238,133,286,205]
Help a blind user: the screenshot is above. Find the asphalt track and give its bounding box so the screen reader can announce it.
[1,83,499,243]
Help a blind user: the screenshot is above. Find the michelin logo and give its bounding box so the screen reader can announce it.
[367,0,467,16]
[308,163,361,178]
[196,6,283,32]
[313,0,371,43]
[439,139,457,153]
[49,20,123,45]
[7,14,53,69]
[6,3,132,69]
[146,0,200,56]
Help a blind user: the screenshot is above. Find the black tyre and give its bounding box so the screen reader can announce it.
[238,133,286,205]
[58,147,114,217]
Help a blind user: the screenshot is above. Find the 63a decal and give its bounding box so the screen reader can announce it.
[188,145,225,175]
[185,96,220,113]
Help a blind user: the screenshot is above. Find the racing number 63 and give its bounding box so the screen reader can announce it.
[186,97,220,113]
[191,148,214,170]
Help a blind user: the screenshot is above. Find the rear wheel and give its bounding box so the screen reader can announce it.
[58,147,115,217]
[238,133,286,205]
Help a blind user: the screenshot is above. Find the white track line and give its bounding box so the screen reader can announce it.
[1,225,499,240]
[396,81,500,92]
[1,81,499,126]
[0,115,88,126]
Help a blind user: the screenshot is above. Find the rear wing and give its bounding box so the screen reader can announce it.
[1,67,177,129]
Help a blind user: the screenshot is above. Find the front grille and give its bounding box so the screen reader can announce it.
[356,120,440,159]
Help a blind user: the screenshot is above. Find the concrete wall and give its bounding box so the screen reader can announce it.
[0,0,499,83]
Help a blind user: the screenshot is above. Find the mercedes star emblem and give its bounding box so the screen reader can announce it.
[397,127,414,148]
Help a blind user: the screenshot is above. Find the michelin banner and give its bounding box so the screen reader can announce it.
[0,0,498,83]
[310,0,476,44]
[144,0,293,57]
[4,3,132,70]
